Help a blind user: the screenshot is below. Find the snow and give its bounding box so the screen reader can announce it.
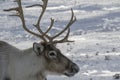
[0,0,120,80]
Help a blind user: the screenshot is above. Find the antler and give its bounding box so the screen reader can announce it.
[49,9,76,44]
[4,0,76,44]
[4,0,48,42]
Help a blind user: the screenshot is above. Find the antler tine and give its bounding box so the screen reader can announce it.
[26,4,42,8]
[43,18,55,37]
[27,0,54,43]
[53,28,74,43]
[4,7,19,12]
[33,0,48,34]
[31,0,56,42]
[49,9,76,43]
[4,7,20,17]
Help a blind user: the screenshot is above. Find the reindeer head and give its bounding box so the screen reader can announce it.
[4,0,79,77]
[33,42,79,77]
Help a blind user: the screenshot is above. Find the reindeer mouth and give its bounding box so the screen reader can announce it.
[64,72,76,77]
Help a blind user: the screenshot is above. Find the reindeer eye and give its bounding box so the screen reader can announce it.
[48,51,57,58]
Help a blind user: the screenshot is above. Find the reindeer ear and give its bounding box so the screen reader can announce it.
[33,42,44,56]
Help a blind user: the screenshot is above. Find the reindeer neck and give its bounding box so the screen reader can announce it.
[20,47,47,79]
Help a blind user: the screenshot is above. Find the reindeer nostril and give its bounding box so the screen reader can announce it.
[71,64,79,73]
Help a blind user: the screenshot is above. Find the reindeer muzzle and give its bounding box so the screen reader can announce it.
[64,63,79,77]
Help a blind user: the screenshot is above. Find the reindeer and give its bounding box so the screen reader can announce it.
[1,0,79,80]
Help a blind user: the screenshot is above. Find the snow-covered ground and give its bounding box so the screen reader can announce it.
[0,0,120,80]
